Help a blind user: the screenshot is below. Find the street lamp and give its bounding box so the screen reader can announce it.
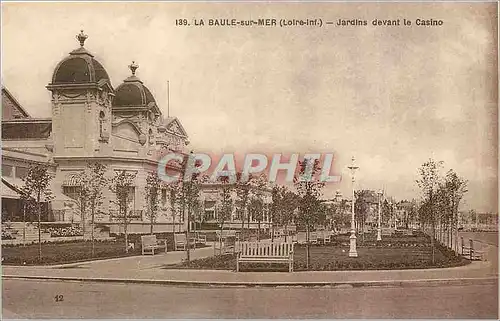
[347,156,359,258]
[377,189,383,241]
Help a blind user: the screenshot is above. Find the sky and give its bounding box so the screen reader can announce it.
[2,2,498,212]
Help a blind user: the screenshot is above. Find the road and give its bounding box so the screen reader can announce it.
[3,279,498,319]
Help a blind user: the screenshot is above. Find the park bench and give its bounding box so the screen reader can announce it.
[174,233,195,251]
[309,232,317,244]
[320,231,332,244]
[236,241,294,272]
[461,237,485,261]
[140,235,167,255]
[214,234,236,255]
[194,232,207,245]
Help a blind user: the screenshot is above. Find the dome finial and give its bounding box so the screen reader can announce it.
[129,61,139,75]
[76,30,88,47]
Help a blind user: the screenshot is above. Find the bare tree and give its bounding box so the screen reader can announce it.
[215,176,233,253]
[144,171,162,235]
[109,170,137,253]
[19,164,54,261]
[416,158,443,264]
[76,162,108,257]
[294,159,325,269]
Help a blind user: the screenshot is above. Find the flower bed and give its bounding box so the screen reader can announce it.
[44,226,83,237]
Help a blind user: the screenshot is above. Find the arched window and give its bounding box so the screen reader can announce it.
[99,111,105,136]
[148,128,154,145]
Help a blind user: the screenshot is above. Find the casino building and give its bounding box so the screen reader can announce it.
[2,31,273,240]
[2,31,190,236]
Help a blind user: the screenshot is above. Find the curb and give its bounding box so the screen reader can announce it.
[3,275,497,288]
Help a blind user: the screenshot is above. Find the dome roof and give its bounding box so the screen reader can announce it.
[113,62,157,108]
[51,31,110,85]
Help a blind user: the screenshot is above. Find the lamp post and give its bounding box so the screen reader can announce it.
[377,189,383,241]
[347,156,359,258]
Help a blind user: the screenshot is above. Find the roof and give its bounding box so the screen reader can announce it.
[113,76,156,108]
[51,52,110,85]
[2,178,21,199]
[49,31,111,87]
[2,119,52,139]
[2,86,31,120]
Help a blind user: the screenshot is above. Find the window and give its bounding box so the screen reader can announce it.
[161,189,167,206]
[2,164,13,177]
[15,166,28,179]
[99,111,105,136]
[127,186,136,212]
[148,129,154,145]
[63,186,81,200]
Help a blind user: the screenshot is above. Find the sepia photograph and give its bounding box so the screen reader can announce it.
[1,1,498,319]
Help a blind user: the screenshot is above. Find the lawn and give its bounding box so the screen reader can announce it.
[164,235,469,271]
[2,241,141,265]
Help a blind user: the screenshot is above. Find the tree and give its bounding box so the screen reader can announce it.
[249,174,268,241]
[270,185,283,242]
[19,164,54,261]
[109,170,136,253]
[182,168,201,264]
[294,159,325,269]
[216,176,233,253]
[354,190,371,244]
[416,158,443,263]
[443,170,467,252]
[167,181,182,233]
[144,171,162,235]
[235,173,252,234]
[281,189,299,242]
[271,185,299,242]
[76,162,108,257]
[17,187,37,247]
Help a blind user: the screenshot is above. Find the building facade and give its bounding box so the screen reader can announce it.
[2,31,274,237]
[2,31,189,234]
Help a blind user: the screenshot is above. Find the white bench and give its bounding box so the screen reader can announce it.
[195,232,207,245]
[237,242,294,272]
[214,235,237,255]
[141,235,167,255]
[174,233,195,251]
[461,238,485,261]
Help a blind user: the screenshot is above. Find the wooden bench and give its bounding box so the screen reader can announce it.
[174,233,195,251]
[461,238,485,261]
[214,235,236,255]
[195,232,206,245]
[141,235,167,255]
[237,242,294,272]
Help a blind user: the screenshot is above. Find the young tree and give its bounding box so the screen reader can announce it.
[182,170,201,264]
[281,189,299,241]
[109,170,136,253]
[416,158,443,264]
[216,176,233,253]
[443,169,467,252]
[76,162,108,257]
[270,185,283,242]
[249,174,268,241]
[19,164,54,261]
[144,171,162,235]
[354,190,371,244]
[167,181,182,233]
[294,158,325,269]
[235,173,252,234]
[17,187,36,247]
